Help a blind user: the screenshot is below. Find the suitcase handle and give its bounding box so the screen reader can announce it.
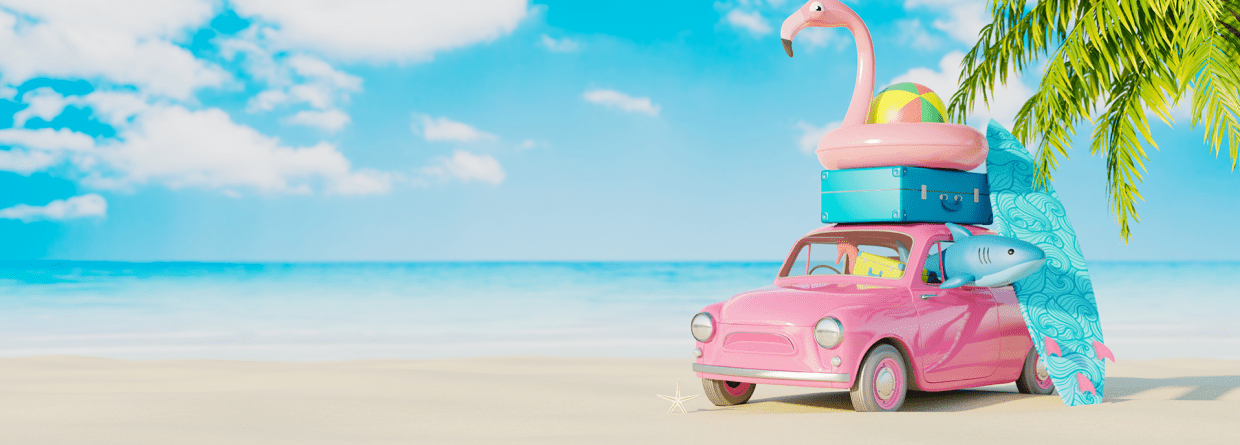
[940,194,963,212]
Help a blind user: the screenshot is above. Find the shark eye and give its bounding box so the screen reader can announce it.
[811,2,824,12]
[1008,249,1015,255]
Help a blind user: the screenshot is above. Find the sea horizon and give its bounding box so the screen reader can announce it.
[2,261,1237,362]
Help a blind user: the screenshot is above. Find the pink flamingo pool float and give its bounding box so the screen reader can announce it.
[780,0,987,171]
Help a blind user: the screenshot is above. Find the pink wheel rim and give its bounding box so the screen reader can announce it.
[723,381,752,397]
[1034,354,1053,390]
[873,357,903,410]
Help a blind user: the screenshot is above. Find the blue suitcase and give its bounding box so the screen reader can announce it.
[820,166,992,224]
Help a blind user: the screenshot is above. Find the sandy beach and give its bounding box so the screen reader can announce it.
[1,357,1237,444]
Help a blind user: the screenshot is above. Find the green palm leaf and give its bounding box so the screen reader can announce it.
[949,0,1240,242]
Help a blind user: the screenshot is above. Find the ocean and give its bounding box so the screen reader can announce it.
[1,261,1236,361]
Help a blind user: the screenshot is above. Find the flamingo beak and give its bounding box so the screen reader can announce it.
[780,10,808,57]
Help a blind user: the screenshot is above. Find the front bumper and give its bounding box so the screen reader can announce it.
[693,363,850,383]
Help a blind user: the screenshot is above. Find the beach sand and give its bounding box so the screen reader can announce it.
[1,356,1238,444]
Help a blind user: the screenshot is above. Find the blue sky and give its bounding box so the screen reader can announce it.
[0,0,1233,261]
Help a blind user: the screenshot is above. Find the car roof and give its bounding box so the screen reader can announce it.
[801,223,993,239]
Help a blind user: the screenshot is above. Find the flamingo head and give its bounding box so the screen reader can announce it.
[780,0,860,57]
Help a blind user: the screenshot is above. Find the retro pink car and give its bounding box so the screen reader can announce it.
[691,223,1053,412]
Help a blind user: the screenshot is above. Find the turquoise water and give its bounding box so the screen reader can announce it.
[0,261,1236,361]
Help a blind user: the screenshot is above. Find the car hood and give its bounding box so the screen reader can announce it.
[719,282,900,327]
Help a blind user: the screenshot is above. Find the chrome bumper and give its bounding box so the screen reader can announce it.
[693,363,850,383]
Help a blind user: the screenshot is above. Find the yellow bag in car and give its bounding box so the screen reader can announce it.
[851,252,906,279]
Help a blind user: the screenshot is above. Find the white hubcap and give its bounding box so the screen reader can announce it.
[1035,356,1048,382]
[875,367,895,400]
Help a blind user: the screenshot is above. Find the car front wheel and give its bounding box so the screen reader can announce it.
[701,379,756,406]
[850,344,908,412]
[1015,346,1055,395]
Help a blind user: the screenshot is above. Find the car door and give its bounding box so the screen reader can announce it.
[911,239,1001,383]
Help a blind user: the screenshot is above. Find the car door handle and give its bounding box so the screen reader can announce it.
[920,294,937,299]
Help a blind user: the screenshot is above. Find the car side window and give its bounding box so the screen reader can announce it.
[922,241,954,284]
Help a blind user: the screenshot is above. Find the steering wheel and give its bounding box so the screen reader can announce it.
[808,264,841,275]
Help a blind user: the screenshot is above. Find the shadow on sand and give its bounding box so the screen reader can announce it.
[734,388,1038,412]
[1106,375,1240,401]
[710,375,1240,413]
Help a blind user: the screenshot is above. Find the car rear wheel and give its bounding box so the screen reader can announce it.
[701,379,756,406]
[1015,346,1055,395]
[850,344,907,412]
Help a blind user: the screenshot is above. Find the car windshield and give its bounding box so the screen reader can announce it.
[780,230,916,280]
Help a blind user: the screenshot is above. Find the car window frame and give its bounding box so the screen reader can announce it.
[777,229,919,283]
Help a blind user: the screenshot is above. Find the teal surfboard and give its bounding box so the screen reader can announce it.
[986,120,1114,406]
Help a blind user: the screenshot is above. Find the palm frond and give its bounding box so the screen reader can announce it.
[949,0,1239,243]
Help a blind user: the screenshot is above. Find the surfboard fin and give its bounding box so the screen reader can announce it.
[1043,336,1061,357]
[939,275,972,289]
[945,222,972,240]
[1075,372,1097,396]
[1093,340,1115,362]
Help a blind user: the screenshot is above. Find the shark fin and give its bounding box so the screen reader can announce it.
[940,275,972,289]
[1075,372,1097,396]
[1094,340,1115,362]
[945,222,972,240]
[1043,336,1061,357]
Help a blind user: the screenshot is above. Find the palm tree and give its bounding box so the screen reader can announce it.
[948,0,1240,241]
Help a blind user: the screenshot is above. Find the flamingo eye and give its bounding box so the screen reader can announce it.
[1008,249,1015,255]
[811,2,824,11]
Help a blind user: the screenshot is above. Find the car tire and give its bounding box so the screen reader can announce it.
[849,344,908,412]
[1015,346,1055,395]
[701,379,756,406]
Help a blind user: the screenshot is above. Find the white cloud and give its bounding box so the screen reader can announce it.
[889,51,1035,128]
[425,150,506,185]
[0,0,213,38]
[0,127,96,174]
[0,2,227,99]
[11,89,150,128]
[284,109,351,132]
[0,0,545,206]
[414,115,498,142]
[247,90,288,113]
[223,44,362,132]
[0,194,106,222]
[724,10,772,36]
[894,19,939,50]
[904,0,989,45]
[0,148,60,174]
[231,0,530,62]
[0,127,95,151]
[13,87,70,127]
[583,89,661,116]
[540,35,580,52]
[229,47,362,114]
[796,120,842,154]
[77,91,151,127]
[82,105,390,195]
[286,54,362,90]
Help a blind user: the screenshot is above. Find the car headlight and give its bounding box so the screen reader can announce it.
[815,317,843,349]
[691,313,715,342]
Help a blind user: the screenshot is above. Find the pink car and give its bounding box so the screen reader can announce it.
[691,223,1053,412]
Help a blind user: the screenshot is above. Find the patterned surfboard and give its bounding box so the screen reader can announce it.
[986,120,1113,406]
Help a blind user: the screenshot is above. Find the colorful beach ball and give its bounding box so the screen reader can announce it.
[867,82,948,124]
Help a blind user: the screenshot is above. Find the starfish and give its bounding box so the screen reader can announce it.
[657,380,699,413]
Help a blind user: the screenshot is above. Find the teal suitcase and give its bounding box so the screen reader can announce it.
[820,167,992,224]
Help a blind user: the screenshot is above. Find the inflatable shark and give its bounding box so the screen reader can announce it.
[926,223,1046,289]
